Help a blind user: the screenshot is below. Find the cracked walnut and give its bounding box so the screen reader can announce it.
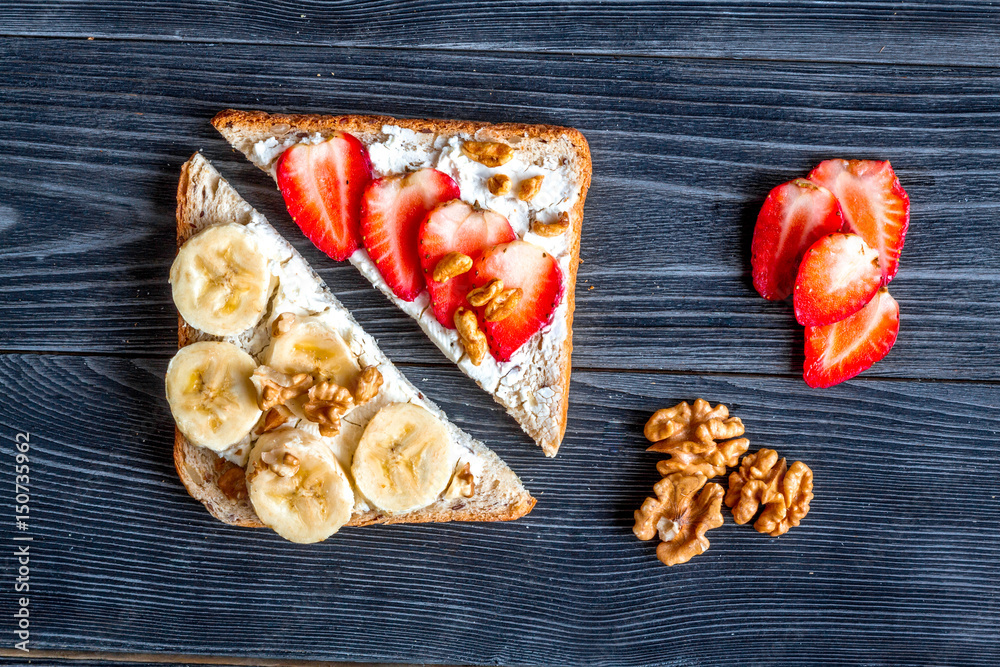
[725,449,813,537]
[645,399,749,478]
[634,472,724,566]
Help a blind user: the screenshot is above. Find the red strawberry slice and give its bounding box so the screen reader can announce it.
[803,288,899,388]
[794,232,882,327]
[360,169,460,302]
[419,200,516,328]
[751,178,845,300]
[470,240,564,362]
[807,159,909,285]
[276,133,373,261]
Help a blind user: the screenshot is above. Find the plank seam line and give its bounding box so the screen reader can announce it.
[1,33,998,70]
[0,648,438,667]
[0,350,997,385]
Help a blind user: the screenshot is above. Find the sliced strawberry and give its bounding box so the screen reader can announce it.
[803,288,899,388]
[360,169,460,302]
[751,178,845,300]
[794,232,882,327]
[470,241,564,362]
[419,200,516,328]
[807,159,909,285]
[276,133,373,262]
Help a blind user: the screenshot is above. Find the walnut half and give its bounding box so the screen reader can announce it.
[531,212,570,237]
[634,472,724,566]
[444,462,476,499]
[433,252,472,283]
[303,381,355,437]
[484,287,522,322]
[461,140,514,167]
[217,466,248,501]
[252,366,313,411]
[353,366,383,405]
[518,175,544,201]
[487,174,512,196]
[725,449,813,537]
[454,307,488,366]
[645,399,749,478]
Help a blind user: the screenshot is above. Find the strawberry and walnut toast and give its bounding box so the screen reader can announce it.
[212,110,591,456]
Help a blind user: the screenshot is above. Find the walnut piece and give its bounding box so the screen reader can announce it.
[444,462,476,499]
[645,399,749,478]
[256,404,292,435]
[467,278,504,307]
[487,173,512,196]
[518,175,544,201]
[303,381,355,437]
[725,449,813,537]
[461,140,514,167]
[634,472,724,566]
[454,307,488,366]
[531,212,570,237]
[252,366,314,411]
[217,466,248,501]
[433,252,473,283]
[271,312,296,337]
[484,287,522,322]
[261,449,300,478]
[353,366,383,404]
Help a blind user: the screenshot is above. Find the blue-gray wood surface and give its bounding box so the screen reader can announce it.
[1,2,999,666]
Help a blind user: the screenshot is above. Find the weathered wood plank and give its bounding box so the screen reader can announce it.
[0,354,997,665]
[2,1,1000,67]
[0,654,407,667]
[1,39,998,380]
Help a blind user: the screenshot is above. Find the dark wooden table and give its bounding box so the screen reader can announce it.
[2,2,999,666]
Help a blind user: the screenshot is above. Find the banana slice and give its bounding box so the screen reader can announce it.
[165,341,261,451]
[246,428,355,543]
[352,402,456,514]
[264,314,360,388]
[170,223,272,336]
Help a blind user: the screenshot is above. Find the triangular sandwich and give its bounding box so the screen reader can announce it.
[167,153,535,543]
[212,110,592,457]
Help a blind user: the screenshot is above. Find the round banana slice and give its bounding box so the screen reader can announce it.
[165,341,261,451]
[352,402,456,514]
[264,314,360,388]
[247,428,355,543]
[170,223,272,336]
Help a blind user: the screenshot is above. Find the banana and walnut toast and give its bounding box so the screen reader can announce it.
[166,153,534,542]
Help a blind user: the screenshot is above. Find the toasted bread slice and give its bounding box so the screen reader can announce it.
[173,153,535,530]
[212,109,591,457]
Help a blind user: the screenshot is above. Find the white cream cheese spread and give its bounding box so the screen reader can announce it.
[193,209,483,514]
[250,125,579,437]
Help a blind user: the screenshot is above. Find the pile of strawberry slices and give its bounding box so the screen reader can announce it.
[751,159,910,388]
[274,132,563,364]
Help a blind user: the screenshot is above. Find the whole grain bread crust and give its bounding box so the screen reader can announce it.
[172,153,535,529]
[211,109,592,456]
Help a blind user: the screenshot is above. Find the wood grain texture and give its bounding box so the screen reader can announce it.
[0,354,997,666]
[3,1,1000,67]
[0,651,410,667]
[2,38,999,380]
